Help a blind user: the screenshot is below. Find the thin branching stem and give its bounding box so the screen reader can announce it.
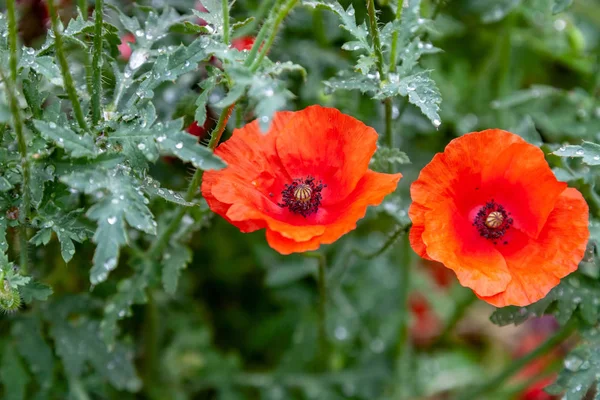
[366,0,386,79]
[91,0,104,126]
[354,224,410,259]
[47,0,89,133]
[222,0,230,45]
[250,0,298,72]
[5,1,30,274]
[455,320,577,400]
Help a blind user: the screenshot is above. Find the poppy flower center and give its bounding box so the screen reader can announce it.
[279,176,326,217]
[473,200,513,241]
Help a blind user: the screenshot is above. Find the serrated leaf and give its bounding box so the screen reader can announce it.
[0,176,12,191]
[0,215,7,254]
[170,21,211,35]
[50,318,141,391]
[545,330,600,399]
[553,142,600,166]
[491,273,600,327]
[0,344,30,400]
[101,267,149,347]
[33,120,97,158]
[87,205,126,285]
[195,76,218,126]
[231,17,255,35]
[324,71,380,95]
[553,0,573,14]
[304,2,370,51]
[191,0,224,34]
[12,315,54,391]
[157,127,226,170]
[370,146,411,172]
[142,176,193,206]
[376,71,441,126]
[19,280,53,303]
[162,244,192,295]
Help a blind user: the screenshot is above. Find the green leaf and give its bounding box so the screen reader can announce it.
[101,267,149,347]
[553,142,600,166]
[324,71,379,95]
[19,280,53,303]
[142,176,193,206]
[195,76,218,126]
[0,344,30,400]
[491,272,600,327]
[0,215,7,254]
[50,318,141,391]
[553,0,573,14]
[304,2,371,52]
[162,243,192,295]
[370,146,411,172]
[157,125,226,170]
[33,120,97,158]
[191,0,224,34]
[12,315,55,391]
[87,204,127,285]
[0,176,12,192]
[376,71,442,127]
[170,21,212,35]
[546,328,600,399]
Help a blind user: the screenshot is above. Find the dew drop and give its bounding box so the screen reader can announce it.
[334,326,348,341]
[564,355,583,371]
[107,216,117,225]
[135,29,144,37]
[49,122,57,129]
[175,142,183,149]
[576,149,585,155]
[433,119,441,128]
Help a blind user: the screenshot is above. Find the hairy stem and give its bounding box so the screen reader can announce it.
[148,105,235,259]
[365,0,386,79]
[91,0,103,125]
[250,0,298,72]
[244,0,284,67]
[47,0,89,133]
[5,2,30,273]
[222,0,230,45]
[388,0,404,74]
[455,321,576,400]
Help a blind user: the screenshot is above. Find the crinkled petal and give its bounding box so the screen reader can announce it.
[422,202,511,297]
[479,142,567,238]
[275,105,379,205]
[265,229,322,255]
[480,188,589,307]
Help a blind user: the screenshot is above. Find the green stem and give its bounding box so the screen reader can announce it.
[455,321,577,400]
[7,0,17,82]
[222,0,230,45]
[5,4,30,274]
[384,99,394,147]
[365,0,387,79]
[47,0,89,133]
[236,0,275,38]
[148,105,235,259]
[305,252,328,369]
[355,224,409,259]
[142,291,159,389]
[244,0,284,67]
[91,0,103,126]
[77,0,88,19]
[250,0,298,72]
[388,0,404,74]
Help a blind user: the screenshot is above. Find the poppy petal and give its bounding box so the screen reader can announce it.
[422,202,511,297]
[275,105,378,205]
[480,188,589,307]
[408,202,432,260]
[265,229,322,255]
[480,142,567,239]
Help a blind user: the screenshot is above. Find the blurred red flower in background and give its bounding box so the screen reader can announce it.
[231,36,255,51]
[118,33,135,61]
[409,129,589,307]
[202,105,401,254]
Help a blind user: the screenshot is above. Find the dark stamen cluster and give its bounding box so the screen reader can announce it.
[279,177,326,217]
[473,200,513,241]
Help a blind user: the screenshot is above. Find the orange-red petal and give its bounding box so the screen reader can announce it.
[479,188,589,307]
[479,142,566,238]
[275,105,379,205]
[421,202,512,297]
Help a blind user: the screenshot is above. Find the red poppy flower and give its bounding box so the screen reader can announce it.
[118,33,135,61]
[202,105,401,254]
[231,36,255,51]
[409,129,589,307]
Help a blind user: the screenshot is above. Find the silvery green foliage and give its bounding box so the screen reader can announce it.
[305,0,442,127]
